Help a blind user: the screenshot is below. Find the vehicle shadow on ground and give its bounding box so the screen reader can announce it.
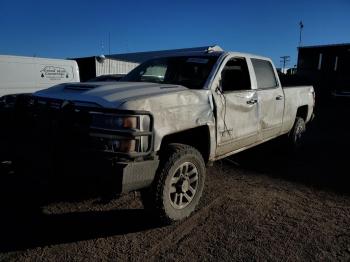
[227,105,350,195]
[228,143,349,195]
[0,209,157,252]
[0,207,159,253]
[0,171,161,253]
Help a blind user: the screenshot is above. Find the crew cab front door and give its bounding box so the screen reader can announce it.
[213,56,259,157]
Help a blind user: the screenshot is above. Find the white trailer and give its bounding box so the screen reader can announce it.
[0,55,80,97]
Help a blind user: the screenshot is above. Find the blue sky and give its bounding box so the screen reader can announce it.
[0,0,349,67]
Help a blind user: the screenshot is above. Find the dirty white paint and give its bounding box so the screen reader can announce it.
[33,50,315,161]
[281,85,314,134]
[206,52,314,159]
[121,89,216,155]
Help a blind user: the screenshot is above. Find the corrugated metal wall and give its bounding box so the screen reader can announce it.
[95,58,139,76]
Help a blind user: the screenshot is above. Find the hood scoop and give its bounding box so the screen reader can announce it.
[64,84,99,91]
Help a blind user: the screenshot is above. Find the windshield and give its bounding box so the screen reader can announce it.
[121,56,219,89]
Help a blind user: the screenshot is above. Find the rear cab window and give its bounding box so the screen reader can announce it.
[251,59,278,89]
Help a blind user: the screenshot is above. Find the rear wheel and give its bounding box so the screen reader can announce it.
[141,143,206,224]
[289,117,306,150]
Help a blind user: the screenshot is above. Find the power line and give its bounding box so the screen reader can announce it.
[280,56,290,73]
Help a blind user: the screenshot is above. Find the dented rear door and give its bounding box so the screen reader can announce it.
[251,58,284,140]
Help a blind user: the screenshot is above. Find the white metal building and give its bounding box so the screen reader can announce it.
[72,45,222,82]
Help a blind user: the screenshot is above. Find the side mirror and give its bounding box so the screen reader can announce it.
[219,71,228,92]
[216,79,223,94]
[215,84,223,94]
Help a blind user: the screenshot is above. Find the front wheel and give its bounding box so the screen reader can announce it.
[141,144,206,224]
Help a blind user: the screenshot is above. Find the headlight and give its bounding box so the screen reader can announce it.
[90,113,139,130]
[89,112,151,154]
[0,94,35,109]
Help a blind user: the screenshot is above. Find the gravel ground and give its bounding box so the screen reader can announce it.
[0,104,349,261]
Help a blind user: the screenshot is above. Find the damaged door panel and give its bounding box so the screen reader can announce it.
[252,58,284,140]
[212,56,259,156]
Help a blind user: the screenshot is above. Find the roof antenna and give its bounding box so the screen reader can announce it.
[101,40,105,55]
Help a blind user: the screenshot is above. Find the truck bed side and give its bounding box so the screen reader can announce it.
[281,85,314,134]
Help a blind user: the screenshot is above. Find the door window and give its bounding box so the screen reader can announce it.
[221,57,251,92]
[251,59,278,89]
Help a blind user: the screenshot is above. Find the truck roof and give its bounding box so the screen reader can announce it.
[144,51,272,64]
[225,51,272,61]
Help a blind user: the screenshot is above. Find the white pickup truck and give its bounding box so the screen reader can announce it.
[2,47,315,223]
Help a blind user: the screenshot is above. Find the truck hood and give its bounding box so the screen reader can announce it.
[34,80,215,155]
[34,81,188,108]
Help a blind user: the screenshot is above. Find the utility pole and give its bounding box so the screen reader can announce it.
[280,56,290,73]
[299,21,304,47]
[108,32,111,74]
[108,32,111,56]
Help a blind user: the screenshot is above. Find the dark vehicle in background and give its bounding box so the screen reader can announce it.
[87,74,124,82]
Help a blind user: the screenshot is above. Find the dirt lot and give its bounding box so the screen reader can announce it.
[0,104,350,261]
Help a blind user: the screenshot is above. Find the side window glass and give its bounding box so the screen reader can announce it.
[221,57,251,92]
[251,59,278,89]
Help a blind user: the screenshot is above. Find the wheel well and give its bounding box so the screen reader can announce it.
[160,126,211,163]
[296,105,308,121]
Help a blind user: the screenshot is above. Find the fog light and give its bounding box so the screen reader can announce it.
[112,140,121,151]
[109,139,137,153]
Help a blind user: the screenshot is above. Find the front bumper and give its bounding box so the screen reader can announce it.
[112,159,159,193]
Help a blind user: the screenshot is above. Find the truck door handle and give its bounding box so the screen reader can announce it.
[246,99,258,105]
[276,95,283,100]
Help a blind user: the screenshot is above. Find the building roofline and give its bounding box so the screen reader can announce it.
[298,43,350,49]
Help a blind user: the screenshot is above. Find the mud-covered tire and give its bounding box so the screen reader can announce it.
[289,117,306,150]
[141,143,206,224]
